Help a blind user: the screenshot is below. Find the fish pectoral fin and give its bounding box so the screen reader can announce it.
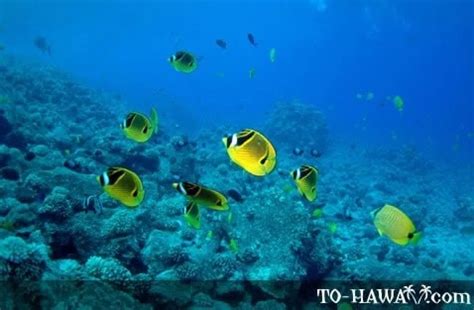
[376,228,384,236]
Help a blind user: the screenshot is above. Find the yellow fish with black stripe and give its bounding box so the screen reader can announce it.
[372,204,422,246]
[173,181,229,211]
[121,108,158,143]
[97,167,144,207]
[222,129,276,176]
[291,165,319,202]
[183,201,200,229]
[168,51,197,73]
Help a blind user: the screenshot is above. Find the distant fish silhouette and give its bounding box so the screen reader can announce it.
[247,33,257,46]
[216,39,227,49]
[34,36,51,55]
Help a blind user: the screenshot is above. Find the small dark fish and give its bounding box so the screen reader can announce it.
[34,36,52,55]
[227,189,244,202]
[216,39,227,49]
[247,33,257,46]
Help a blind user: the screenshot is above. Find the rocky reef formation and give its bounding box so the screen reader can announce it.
[265,99,329,154]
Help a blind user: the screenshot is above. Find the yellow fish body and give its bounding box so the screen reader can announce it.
[291,165,319,202]
[223,129,276,176]
[183,201,200,229]
[97,167,144,207]
[372,204,421,246]
[121,108,158,143]
[168,51,197,73]
[173,182,228,211]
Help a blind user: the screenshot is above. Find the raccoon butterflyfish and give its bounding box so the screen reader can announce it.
[222,129,276,176]
[291,165,319,202]
[97,167,144,207]
[372,204,421,246]
[393,95,404,112]
[120,107,158,143]
[173,181,229,211]
[183,201,200,229]
[168,51,197,73]
[269,48,276,63]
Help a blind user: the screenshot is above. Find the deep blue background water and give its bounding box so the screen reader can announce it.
[1,0,473,161]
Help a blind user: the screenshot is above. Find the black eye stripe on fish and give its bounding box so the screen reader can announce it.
[225,136,232,148]
[142,126,148,134]
[132,188,138,197]
[99,174,105,186]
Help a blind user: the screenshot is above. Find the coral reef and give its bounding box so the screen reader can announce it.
[0,55,472,308]
[265,99,329,153]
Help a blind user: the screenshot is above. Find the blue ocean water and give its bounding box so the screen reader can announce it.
[0,0,473,308]
[2,0,473,159]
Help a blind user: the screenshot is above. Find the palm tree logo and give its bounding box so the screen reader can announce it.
[402,285,417,302]
[417,284,433,304]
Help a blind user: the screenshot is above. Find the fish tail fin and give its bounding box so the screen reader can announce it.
[150,107,159,133]
[410,231,422,245]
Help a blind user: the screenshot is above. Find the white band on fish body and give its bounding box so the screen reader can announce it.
[178,182,186,195]
[102,172,110,185]
[230,134,237,147]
